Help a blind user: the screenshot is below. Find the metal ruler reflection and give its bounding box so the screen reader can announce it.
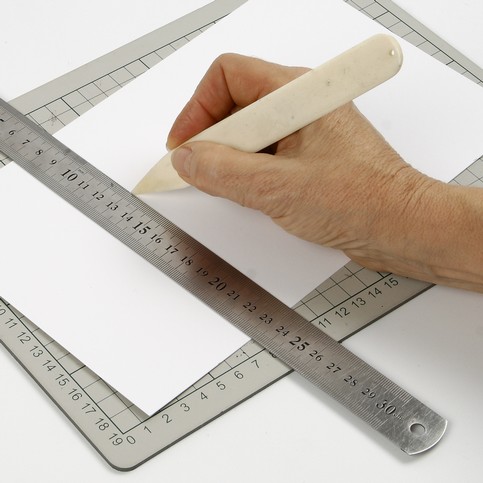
[0,0,481,471]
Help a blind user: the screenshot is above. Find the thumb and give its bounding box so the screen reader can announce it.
[171,141,283,211]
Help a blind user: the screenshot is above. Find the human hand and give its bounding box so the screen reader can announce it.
[168,54,483,291]
[167,54,431,258]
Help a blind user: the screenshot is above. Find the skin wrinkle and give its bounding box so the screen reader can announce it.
[396,175,438,258]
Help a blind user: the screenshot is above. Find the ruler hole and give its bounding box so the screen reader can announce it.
[410,423,426,436]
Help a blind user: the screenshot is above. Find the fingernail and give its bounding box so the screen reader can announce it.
[171,147,192,178]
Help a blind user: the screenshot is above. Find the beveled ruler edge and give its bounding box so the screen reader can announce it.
[0,0,481,470]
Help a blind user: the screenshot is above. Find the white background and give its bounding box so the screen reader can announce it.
[0,0,211,100]
[1,0,483,481]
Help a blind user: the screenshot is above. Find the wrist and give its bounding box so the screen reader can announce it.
[347,170,483,292]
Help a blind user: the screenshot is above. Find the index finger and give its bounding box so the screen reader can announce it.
[166,53,307,149]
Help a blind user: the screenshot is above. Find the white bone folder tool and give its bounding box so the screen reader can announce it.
[133,34,403,194]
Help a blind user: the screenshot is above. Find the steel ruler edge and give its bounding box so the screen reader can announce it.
[0,0,481,471]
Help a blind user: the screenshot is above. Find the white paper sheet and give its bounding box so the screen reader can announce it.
[2,0,483,415]
[0,0,211,100]
[0,163,248,415]
[57,0,483,305]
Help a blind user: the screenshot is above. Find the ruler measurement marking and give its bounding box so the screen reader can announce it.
[0,300,125,435]
[0,298,132,431]
[310,273,392,323]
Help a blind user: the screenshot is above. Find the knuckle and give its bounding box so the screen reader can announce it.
[212,52,242,70]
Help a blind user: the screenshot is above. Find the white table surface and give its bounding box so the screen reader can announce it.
[2,2,483,482]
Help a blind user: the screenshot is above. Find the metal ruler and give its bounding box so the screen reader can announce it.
[0,88,448,464]
[0,0,481,471]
